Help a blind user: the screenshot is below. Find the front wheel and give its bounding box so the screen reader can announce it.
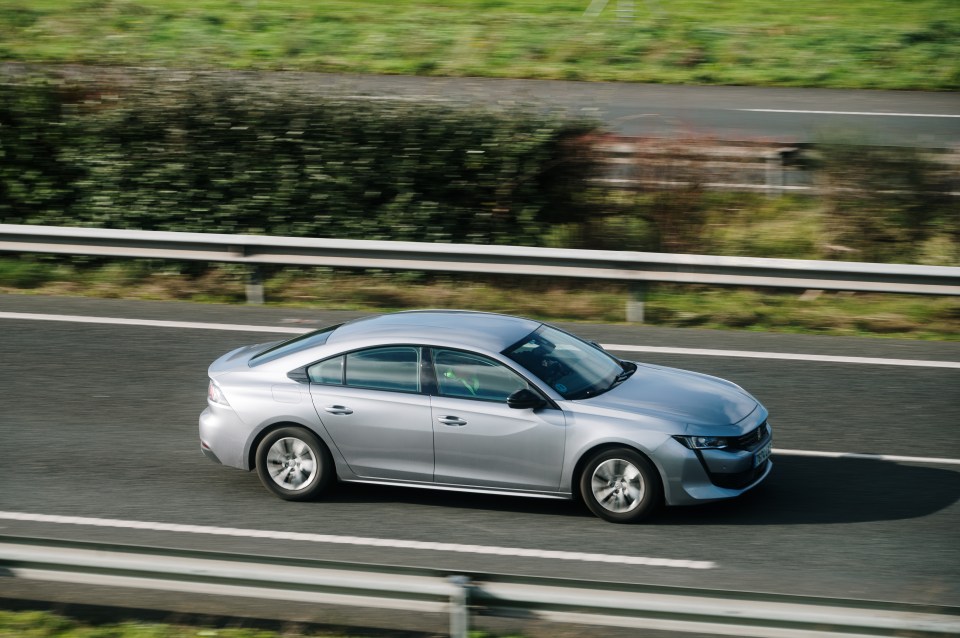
[255,427,333,501]
[579,448,662,523]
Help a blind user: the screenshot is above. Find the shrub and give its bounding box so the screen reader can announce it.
[816,142,956,262]
[0,79,84,224]
[0,71,601,247]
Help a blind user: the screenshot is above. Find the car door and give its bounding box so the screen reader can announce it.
[429,348,566,491]
[308,346,433,482]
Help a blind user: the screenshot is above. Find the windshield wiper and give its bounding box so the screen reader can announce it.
[609,363,637,389]
[569,368,633,400]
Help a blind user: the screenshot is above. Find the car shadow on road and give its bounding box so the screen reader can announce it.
[318,455,959,525]
[322,482,590,519]
[655,455,960,525]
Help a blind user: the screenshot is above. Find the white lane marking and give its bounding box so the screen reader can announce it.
[2,311,958,369]
[340,95,451,103]
[607,344,960,369]
[736,108,960,118]
[0,311,304,334]
[0,511,713,570]
[774,448,960,466]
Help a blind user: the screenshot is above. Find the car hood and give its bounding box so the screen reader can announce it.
[574,362,758,427]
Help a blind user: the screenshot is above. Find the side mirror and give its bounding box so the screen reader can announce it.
[507,388,546,410]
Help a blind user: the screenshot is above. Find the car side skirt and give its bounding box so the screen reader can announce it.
[341,478,573,500]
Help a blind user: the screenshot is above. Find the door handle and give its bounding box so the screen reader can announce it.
[323,405,353,415]
[437,416,467,426]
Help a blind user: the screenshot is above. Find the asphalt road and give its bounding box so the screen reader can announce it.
[286,72,960,147]
[6,64,959,147]
[0,294,958,612]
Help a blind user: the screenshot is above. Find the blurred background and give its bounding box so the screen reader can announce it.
[0,3,959,638]
[1,0,958,337]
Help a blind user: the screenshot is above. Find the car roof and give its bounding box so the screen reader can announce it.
[328,310,541,353]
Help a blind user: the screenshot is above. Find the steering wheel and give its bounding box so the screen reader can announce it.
[540,357,570,384]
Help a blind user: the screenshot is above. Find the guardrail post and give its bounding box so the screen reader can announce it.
[448,575,470,638]
[246,265,264,305]
[765,151,784,197]
[626,282,646,323]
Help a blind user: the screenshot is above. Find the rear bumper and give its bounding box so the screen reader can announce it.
[199,404,249,469]
[200,439,223,465]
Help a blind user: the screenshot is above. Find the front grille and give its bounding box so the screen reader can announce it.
[734,421,768,450]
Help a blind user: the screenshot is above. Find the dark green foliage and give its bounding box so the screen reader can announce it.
[0,255,55,288]
[1,73,954,264]
[635,186,711,254]
[817,143,958,262]
[0,73,600,246]
[901,20,960,46]
[0,79,84,224]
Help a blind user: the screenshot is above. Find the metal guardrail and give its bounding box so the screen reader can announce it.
[1,537,958,638]
[1,224,958,320]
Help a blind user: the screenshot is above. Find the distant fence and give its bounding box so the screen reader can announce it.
[594,137,960,196]
[1,224,958,319]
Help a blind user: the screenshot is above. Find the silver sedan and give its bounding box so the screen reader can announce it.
[199,310,772,523]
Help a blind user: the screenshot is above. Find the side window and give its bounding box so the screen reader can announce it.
[307,356,344,385]
[345,347,421,393]
[433,349,528,402]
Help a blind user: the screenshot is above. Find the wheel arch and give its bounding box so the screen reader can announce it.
[570,442,665,502]
[246,420,332,472]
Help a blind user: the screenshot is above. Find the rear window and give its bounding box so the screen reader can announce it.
[249,323,342,367]
[345,346,420,393]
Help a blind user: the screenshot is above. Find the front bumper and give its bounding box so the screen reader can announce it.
[663,423,773,506]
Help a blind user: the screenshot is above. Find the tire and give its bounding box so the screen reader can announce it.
[579,448,662,523]
[255,426,334,501]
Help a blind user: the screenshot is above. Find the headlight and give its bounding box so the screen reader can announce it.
[673,435,730,450]
[207,380,230,406]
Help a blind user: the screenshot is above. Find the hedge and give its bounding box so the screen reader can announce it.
[0,72,601,246]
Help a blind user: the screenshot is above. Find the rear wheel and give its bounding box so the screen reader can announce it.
[579,448,661,523]
[255,427,333,501]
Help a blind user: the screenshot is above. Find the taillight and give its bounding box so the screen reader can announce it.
[207,380,230,406]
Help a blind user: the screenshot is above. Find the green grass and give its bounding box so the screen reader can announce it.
[644,285,960,339]
[0,610,515,638]
[2,258,957,340]
[0,610,285,638]
[0,1,957,89]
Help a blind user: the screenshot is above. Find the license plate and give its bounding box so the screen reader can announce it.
[754,441,772,467]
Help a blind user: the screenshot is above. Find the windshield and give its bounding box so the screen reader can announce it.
[503,325,627,400]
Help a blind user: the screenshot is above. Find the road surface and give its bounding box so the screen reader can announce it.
[0,294,957,619]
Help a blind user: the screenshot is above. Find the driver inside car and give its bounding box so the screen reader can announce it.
[442,365,480,397]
